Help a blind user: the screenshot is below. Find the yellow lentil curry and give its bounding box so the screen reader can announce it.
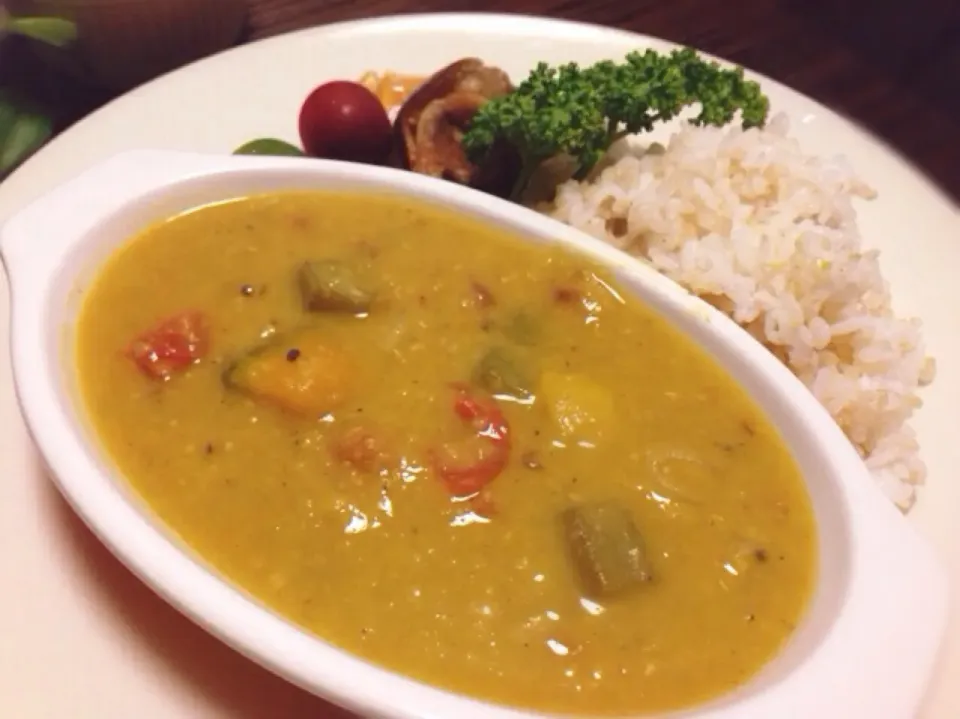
[75,191,817,715]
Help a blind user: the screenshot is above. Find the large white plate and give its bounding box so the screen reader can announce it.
[0,14,956,719]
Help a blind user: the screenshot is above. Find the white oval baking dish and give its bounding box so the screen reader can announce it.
[0,150,948,719]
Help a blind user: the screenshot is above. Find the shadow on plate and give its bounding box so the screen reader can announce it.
[42,474,356,719]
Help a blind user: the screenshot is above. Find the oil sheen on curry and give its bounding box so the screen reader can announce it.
[75,191,817,715]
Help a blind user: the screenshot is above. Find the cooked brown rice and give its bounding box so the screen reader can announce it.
[546,113,935,510]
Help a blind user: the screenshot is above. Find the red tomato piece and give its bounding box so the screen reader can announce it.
[127,311,209,380]
[432,383,511,498]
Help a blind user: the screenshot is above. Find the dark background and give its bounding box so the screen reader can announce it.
[2,0,959,202]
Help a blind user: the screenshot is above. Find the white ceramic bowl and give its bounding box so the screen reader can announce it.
[0,150,949,719]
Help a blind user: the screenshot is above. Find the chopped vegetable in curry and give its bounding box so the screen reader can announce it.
[222,327,353,416]
[75,191,816,716]
[296,259,375,313]
[561,501,654,597]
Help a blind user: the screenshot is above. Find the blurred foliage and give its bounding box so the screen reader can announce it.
[0,13,77,179]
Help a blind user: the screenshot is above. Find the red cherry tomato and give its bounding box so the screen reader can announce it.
[298,81,393,165]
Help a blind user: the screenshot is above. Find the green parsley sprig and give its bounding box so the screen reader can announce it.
[463,47,770,200]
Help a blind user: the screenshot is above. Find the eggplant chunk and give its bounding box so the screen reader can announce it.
[223,327,352,415]
[473,347,533,399]
[561,501,653,598]
[297,260,374,313]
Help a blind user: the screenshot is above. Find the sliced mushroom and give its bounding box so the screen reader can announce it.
[393,58,519,197]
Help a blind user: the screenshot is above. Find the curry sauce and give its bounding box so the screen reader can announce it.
[75,191,817,715]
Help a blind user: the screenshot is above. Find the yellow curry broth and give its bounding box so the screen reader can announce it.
[75,191,816,715]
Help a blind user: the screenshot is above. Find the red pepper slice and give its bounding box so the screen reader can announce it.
[127,311,209,380]
[432,383,511,498]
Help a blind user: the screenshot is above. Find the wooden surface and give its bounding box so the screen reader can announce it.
[4,0,958,202]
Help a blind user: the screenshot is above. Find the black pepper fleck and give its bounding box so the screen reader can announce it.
[754,548,769,562]
[286,348,301,362]
[203,442,214,455]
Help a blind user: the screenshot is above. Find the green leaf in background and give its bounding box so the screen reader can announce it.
[0,93,53,177]
[0,13,70,177]
[4,16,77,48]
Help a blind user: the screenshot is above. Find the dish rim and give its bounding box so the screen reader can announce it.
[0,149,949,719]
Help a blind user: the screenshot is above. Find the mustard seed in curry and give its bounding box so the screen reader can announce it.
[74,191,817,716]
